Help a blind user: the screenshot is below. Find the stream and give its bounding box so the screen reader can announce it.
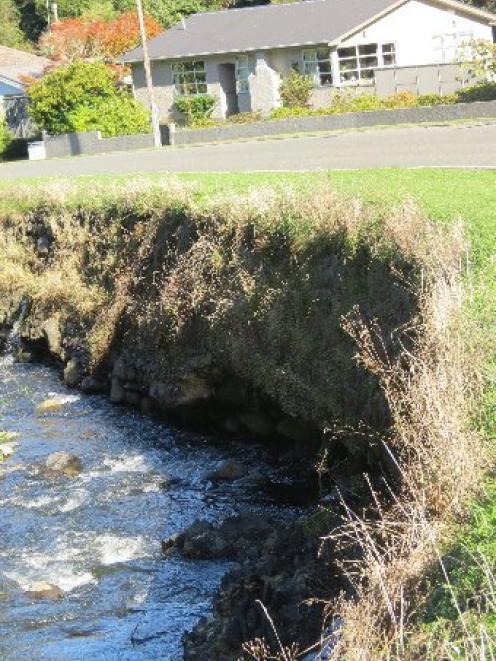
[0,354,295,660]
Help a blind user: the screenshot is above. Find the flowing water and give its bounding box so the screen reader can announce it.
[0,355,294,660]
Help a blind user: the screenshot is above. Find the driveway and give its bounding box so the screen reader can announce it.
[1,122,495,179]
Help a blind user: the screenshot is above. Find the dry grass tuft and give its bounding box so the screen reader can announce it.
[322,216,488,660]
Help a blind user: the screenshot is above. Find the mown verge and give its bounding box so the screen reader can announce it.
[0,175,493,659]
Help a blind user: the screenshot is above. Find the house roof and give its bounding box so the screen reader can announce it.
[122,0,496,63]
[0,45,50,89]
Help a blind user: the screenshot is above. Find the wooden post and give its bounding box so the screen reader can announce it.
[136,0,162,148]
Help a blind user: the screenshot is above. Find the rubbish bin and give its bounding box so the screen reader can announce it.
[28,141,46,161]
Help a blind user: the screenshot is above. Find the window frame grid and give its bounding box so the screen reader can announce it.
[337,42,396,85]
[172,60,207,96]
[235,54,250,94]
[302,48,333,87]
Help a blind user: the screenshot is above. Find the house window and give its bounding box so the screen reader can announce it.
[236,55,250,93]
[337,43,396,84]
[432,32,473,63]
[302,48,333,86]
[381,43,396,67]
[338,44,377,84]
[172,60,207,95]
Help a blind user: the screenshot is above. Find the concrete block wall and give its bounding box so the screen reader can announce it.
[43,130,155,159]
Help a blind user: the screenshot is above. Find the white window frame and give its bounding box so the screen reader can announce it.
[172,60,207,96]
[235,55,250,94]
[302,48,333,87]
[381,42,397,68]
[432,31,473,64]
[337,42,396,86]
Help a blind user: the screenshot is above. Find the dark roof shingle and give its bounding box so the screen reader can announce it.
[122,0,399,62]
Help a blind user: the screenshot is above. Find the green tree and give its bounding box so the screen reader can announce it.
[27,60,150,136]
[0,0,27,47]
[465,0,496,11]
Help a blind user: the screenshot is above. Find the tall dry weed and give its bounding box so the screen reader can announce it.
[322,210,487,660]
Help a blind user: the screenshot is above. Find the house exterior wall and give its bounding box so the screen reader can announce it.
[130,0,494,122]
[133,54,257,121]
[339,0,492,67]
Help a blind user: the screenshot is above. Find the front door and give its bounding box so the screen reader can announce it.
[218,63,239,117]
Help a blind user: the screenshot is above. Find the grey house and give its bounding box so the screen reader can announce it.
[123,0,496,122]
[0,45,50,136]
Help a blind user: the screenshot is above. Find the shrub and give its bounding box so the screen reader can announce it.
[269,105,317,120]
[2,137,28,161]
[226,111,262,124]
[381,90,418,108]
[417,93,454,106]
[67,95,151,137]
[279,70,314,108]
[461,38,496,81]
[455,81,496,102]
[174,94,216,126]
[27,60,150,136]
[329,90,382,113]
[0,117,11,158]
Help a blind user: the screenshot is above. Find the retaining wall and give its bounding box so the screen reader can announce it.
[43,130,155,158]
[170,100,496,146]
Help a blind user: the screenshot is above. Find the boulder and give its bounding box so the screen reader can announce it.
[123,390,142,407]
[215,378,248,406]
[36,236,51,256]
[40,316,63,360]
[140,396,155,415]
[36,398,64,414]
[239,413,273,437]
[205,460,247,482]
[161,532,182,555]
[25,582,63,600]
[176,375,212,406]
[63,358,82,388]
[110,377,125,404]
[81,375,106,394]
[164,514,274,561]
[183,519,337,661]
[150,376,212,411]
[112,357,128,380]
[276,417,317,444]
[45,451,83,477]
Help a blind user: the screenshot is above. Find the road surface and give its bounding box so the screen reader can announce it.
[1,122,495,180]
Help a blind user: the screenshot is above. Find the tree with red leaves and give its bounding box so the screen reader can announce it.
[39,10,163,62]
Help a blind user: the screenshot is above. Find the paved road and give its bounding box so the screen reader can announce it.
[1,122,495,179]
